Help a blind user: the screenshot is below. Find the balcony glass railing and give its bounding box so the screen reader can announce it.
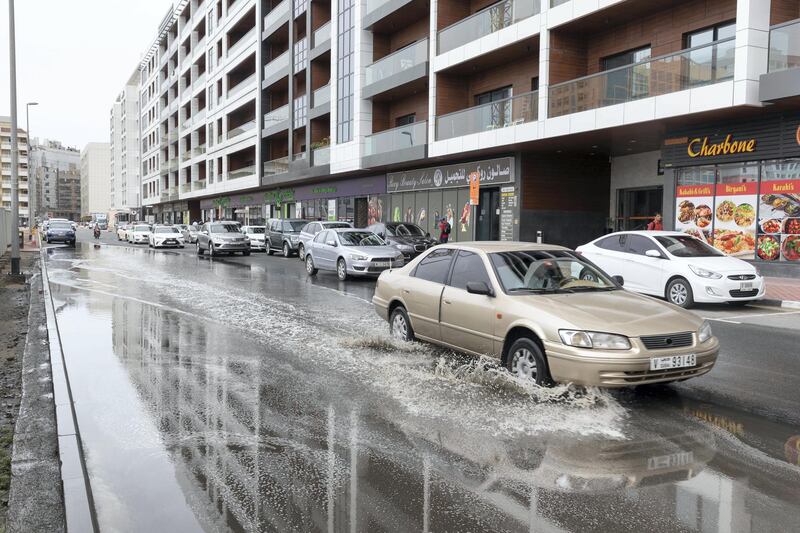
[312,146,330,166]
[313,84,330,107]
[193,144,206,156]
[263,156,290,176]
[193,180,206,191]
[365,120,427,156]
[228,165,255,180]
[168,131,178,142]
[436,91,537,140]
[313,21,331,48]
[768,19,800,72]
[228,120,257,139]
[263,104,289,128]
[548,38,735,118]
[366,39,429,85]
[264,0,289,29]
[181,151,192,162]
[292,151,307,162]
[180,183,192,193]
[227,72,256,100]
[365,0,392,15]
[228,26,256,58]
[550,0,569,7]
[438,0,540,54]
[193,73,206,89]
[264,50,290,80]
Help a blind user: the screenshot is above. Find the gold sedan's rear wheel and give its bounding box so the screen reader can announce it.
[390,306,414,342]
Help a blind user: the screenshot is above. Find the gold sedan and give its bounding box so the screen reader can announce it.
[373,242,719,387]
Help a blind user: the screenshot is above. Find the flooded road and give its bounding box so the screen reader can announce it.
[44,240,800,532]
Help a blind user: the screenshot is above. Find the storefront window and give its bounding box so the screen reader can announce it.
[337,197,354,223]
[758,160,800,262]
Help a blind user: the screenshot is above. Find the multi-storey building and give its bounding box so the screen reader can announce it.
[80,142,112,218]
[29,139,81,222]
[0,117,30,226]
[137,0,800,265]
[110,69,142,214]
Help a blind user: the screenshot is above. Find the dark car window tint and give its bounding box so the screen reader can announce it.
[449,251,491,290]
[413,248,455,284]
[626,235,656,256]
[596,234,627,252]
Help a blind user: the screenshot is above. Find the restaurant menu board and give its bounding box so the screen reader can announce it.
[712,182,757,259]
[499,186,517,241]
[675,185,714,245]
[758,180,800,261]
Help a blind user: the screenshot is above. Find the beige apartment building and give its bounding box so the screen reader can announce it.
[80,142,111,218]
[0,117,30,225]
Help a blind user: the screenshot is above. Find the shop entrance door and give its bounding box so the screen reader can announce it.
[476,188,500,241]
[616,186,662,231]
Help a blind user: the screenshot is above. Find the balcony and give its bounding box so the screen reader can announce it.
[312,21,331,49]
[228,26,256,59]
[264,0,289,34]
[761,19,800,102]
[181,151,192,162]
[228,165,255,180]
[263,156,289,177]
[193,144,206,157]
[192,180,206,191]
[312,146,330,166]
[168,131,179,142]
[364,120,427,166]
[363,39,429,99]
[160,190,171,201]
[193,72,206,91]
[263,51,290,85]
[312,84,330,107]
[227,72,256,100]
[364,0,428,31]
[437,0,540,55]
[263,104,289,134]
[548,38,735,118]
[436,90,537,140]
[228,119,257,139]
[180,183,192,193]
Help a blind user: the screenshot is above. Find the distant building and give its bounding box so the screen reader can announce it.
[0,117,30,225]
[110,69,142,214]
[29,139,81,221]
[80,142,111,218]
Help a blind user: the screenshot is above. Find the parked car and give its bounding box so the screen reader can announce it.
[576,231,765,308]
[127,224,152,245]
[298,221,353,260]
[240,225,267,251]
[305,229,404,281]
[116,224,130,241]
[373,242,719,388]
[197,221,251,256]
[44,221,76,247]
[181,224,200,243]
[149,225,185,248]
[267,218,307,257]
[366,222,437,261]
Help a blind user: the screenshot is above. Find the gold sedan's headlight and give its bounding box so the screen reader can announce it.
[559,330,631,350]
[698,321,713,343]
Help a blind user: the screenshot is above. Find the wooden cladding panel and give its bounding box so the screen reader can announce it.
[468,53,540,97]
[521,153,610,212]
[372,92,429,133]
[549,32,587,85]
[771,0,800,25]
[436,74,470,115]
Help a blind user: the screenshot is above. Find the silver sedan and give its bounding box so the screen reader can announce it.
[305,229,404,281]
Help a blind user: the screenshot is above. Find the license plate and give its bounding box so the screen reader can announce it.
[647,451,694,470]
[740,282,752,291]
[165,240,176,244]
[373,261,390,268]
[650,353,696,371]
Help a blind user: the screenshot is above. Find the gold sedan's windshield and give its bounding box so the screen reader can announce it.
[489,251,617,293]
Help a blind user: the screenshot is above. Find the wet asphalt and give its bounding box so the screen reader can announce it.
[42,229,800,532]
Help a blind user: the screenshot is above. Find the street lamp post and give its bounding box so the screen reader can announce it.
[26,102,38,228]
[7,0,20,275]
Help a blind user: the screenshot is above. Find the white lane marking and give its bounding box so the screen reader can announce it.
[704,310,800,321]
[707,318,742,324]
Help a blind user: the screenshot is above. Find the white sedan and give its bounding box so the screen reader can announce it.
[117,224,130,241]
[149,225,185,248]
[240,225,267,251]
[127,224,152,245]
[576,231,765,308]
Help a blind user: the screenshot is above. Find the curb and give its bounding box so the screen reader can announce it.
[40,250,99,533]
[758,298,800,309]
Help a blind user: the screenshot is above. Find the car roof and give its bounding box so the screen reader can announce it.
[331,227,370,233]
[597,231,684,238]
[435,241,571,253]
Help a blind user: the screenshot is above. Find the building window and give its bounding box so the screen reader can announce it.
[601,46,651,102]
[336,0,354,143]
[395,113,415,127]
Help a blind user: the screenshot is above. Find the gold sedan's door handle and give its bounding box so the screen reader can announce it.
[443,299,452,304]
[403,289,410,294]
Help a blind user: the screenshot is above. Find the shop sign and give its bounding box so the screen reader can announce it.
[469,172,480,206]
[264,189,295,207]
[387,157,514,193]
[713,181,758,259]
[294,175,385,201]
[757,179,800,262]
[687,134,756,158]
[213,197,231,209]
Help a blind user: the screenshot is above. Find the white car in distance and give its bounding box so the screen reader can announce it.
[240,225,267,251]
[149,225,185,248]
[576,231,765,308]
[127,224,152,245]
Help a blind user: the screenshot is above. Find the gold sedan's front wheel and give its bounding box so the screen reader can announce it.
[506,337,552,386]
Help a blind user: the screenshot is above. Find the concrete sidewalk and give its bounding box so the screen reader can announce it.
[765,276,800,308]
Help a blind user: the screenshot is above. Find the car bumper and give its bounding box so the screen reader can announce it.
[131,236,149,243]
[153,240,184,247]
[215,243,250,251]
[249,240,266,250]
[688,275,765,303]
[47,235,75,243]
[544,337,719,388]
[349,259,404,276]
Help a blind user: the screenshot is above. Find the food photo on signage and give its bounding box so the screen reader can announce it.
[712,171,758,258]
[758,178,800,262]
[675,184,714,244]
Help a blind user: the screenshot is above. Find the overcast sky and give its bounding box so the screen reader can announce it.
[0,0,173,149]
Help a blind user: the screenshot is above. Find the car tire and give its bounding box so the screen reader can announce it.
[298,244,304,261]
[337,258,348,281]
[210,243,217,257]
[180,245,184,249]
[306,254,318,276]
[283,242,291,258]
[390,306,415,342]
[666,277,694,308]
[243,251,251,256]
[197,243,203,255]
[267,241,274,255]
[505,337,552,386]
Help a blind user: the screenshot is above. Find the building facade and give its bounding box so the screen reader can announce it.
[80,142,112,218]
[0,117,30,226]
[135,0,800,265]
[29,139,81,222]
[110,69,143,214]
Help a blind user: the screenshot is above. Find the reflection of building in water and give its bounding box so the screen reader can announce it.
[111,297,800,532]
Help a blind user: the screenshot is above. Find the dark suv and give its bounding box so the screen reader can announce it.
[366,222,437,261]
[267,218,307,257]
